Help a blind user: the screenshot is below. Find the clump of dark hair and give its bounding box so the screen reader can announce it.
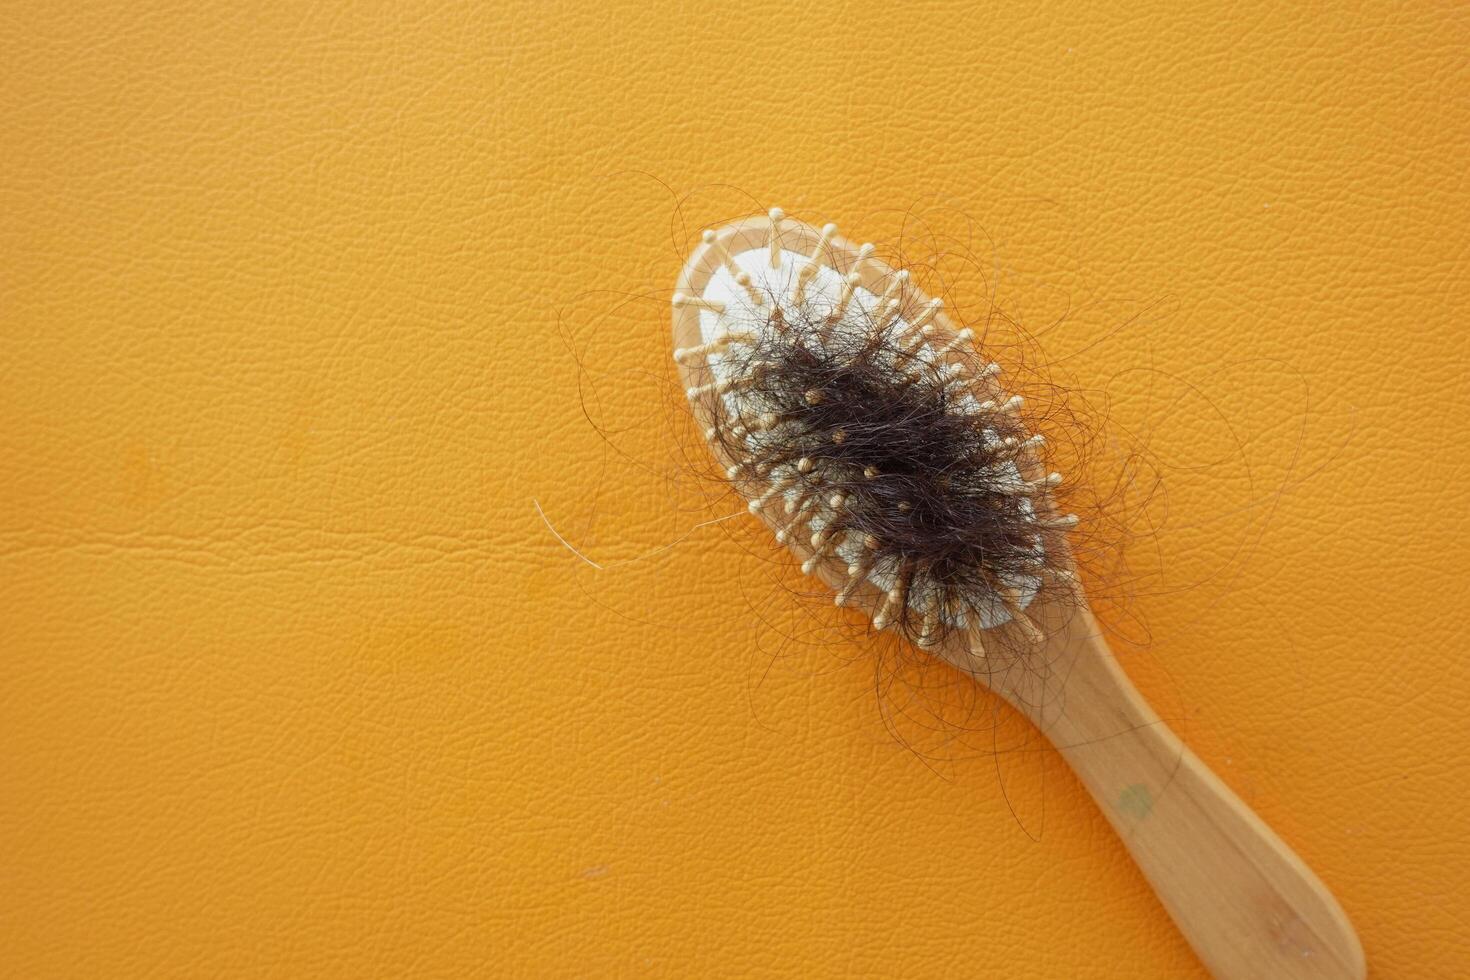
[695,281,1073,651]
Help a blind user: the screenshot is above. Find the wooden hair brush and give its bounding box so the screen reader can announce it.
[671,209,1365,980]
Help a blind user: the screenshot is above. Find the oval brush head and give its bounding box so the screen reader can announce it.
[670,209,1365,980]
[673,209,1077,660]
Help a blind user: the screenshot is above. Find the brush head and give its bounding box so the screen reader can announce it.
[673,211,1078,655]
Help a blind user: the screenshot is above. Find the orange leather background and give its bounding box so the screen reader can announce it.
[4,2,1468,977]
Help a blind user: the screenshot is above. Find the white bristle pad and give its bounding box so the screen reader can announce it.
[698,241,1041,628]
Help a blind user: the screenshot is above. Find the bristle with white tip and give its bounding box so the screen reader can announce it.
[979,394,1024,413]
[907,298,943,333]
[701,226,762,306]
[785,478,823,515]
[685,360,770,400]
[791,269,813,307]
[801,531,839,574]
[937,362,967,385]
[827,271,862,327]
[835,551,875,607]
[997,471,1064,496]
[743,411,786,433]
[872,562,913,631]
[876,270,910,326]
[726,458,773,481]
[918,596,940,648]
[767,208,785,268]
[967,628,988,660]
[809,223,837,263]
[748,471,798,514]
[833,586,857,608]
[672,293,726,314]
[995,584,1044,643]
[774,504,816,544]
[793,222,837,306]
[701,229,739,277]
[700,225,764,305]
[673,327,756,365]
[932,328,975,359]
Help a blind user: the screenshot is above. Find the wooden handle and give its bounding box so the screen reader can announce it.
[1021,623,1365,979]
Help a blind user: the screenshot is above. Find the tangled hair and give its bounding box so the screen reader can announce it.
[544,197,1174,773]
[679,218,1078,655]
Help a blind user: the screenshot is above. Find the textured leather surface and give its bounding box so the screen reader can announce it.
[3,2,1467,977]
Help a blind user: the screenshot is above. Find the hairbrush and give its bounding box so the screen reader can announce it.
[671,209,1365,980]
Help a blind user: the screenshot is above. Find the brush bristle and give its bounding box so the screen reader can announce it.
[679,215,1076,647]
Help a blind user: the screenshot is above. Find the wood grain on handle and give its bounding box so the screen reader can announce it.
[1003,609,1366,980]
